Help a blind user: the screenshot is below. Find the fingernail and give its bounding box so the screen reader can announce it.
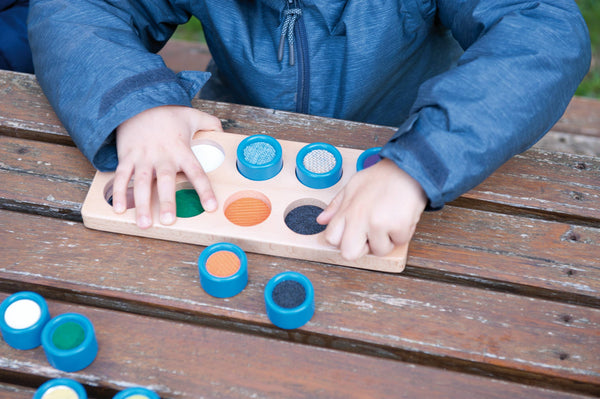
[114,202,125,213]
[138,215,152,229]
[204,198,217,212]
[161,212,175,225]
[316,211,326,223]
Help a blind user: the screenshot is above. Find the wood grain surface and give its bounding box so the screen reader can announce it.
[1,294,593,399]
[1,68,599,397]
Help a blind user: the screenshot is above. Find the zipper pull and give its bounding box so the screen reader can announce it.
[278,32,286,63]
[278,6,302,65]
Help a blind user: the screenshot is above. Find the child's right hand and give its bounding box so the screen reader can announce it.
[317,158,427,260]
[112,105,223,229]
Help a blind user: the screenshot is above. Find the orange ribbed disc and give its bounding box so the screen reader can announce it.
[224,197,270,226]
[206,251,241,277]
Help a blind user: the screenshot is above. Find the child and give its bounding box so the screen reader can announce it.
[0,0,33,73]
[28,0,591,260]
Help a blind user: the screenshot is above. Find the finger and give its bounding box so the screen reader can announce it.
[323,214,346,248]
[339,214,369,260]
[155,164,177,225]
[366,229,396,257]
[358,243,370,259]
[112,162,133,214]
[182,156,217,212]
[339,221,369,261]
[388,223,418,247]
[317,190,344,225]
[190,110,224,133]
[132,164,154,229]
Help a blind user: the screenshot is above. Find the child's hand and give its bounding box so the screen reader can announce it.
[112,105,223,229]
[317,158,427,260]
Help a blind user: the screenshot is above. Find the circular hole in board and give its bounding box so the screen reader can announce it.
[175,182,205,218]
[191,139,225,173]
[104,179,135,209]
[284,198,328,235]
[224,190,271,227]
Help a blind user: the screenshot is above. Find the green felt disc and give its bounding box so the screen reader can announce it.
[175,189,205,218]
[52,321,86,350]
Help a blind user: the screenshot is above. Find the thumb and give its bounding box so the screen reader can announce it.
[188,108,223,133]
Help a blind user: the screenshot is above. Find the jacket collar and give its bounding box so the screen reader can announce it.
[259,0,347,35]
[260,0,286,11]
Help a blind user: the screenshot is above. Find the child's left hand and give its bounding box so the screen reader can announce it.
[317,158,427,260]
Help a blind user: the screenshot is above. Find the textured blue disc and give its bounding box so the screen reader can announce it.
[237,134,283,181]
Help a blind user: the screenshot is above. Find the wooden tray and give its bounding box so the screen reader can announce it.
[81,131,407,272]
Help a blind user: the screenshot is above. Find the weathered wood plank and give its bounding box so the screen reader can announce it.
[411,206,600,304]
[2,210,599,394]
[536,131,600,157]
[0,382,36,399]
[0,71,70,145]
[3,134,599,304]
[2,71,598,224]
[552,96,600,138]
[458,150,600,224]
[1,293,593,399]
[0,137,94,220]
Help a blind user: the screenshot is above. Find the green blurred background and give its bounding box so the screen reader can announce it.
[575,0,599,98]
[173,0,599,99]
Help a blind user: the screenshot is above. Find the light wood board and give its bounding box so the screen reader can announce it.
[81,131,407,272]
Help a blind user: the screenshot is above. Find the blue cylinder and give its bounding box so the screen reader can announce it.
[0,291,50,350]
[295,143,343,189]
[198,242,248,298]
[113,387,161,399]
[236,134,283,181]
[264,271,315,330]
[356,146,382,171]
[41,313,98,372]
[34,378,87,399]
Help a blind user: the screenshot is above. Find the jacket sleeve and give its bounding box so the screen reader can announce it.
[28,0,210,171]
[379,0,591,210]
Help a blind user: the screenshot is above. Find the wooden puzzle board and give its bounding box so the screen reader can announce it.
[81,131,407,273]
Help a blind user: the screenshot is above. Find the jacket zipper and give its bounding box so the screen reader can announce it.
[282,0,310,114]
[294,9,310,114]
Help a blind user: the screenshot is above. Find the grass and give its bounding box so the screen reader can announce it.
[575,0,599,99]
[173,16,205,43]
[174,3,600,99]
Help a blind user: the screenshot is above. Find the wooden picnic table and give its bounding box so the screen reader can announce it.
[0,68,599,398]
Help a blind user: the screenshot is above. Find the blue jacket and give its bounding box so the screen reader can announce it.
[0,0,33,73]
[28,0,591,209]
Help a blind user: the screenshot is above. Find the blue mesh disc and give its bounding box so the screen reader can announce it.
[243,142,276,165]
